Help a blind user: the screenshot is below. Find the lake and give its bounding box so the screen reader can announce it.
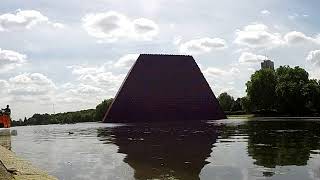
[3,118,320,180]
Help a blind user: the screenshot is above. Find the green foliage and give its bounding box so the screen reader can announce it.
[94,98,113,121]
[246,68,277,111]
[12,98,113,126]
[218,92,234,111]
[240,96,252,113]
[231,98,242,112]
[217,93,245,114]
[245,65,320,115]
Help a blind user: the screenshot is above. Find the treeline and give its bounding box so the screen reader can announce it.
[218,65,320,116]
[12,98,113,126]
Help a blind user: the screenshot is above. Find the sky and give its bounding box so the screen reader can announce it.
[0,0,320,120]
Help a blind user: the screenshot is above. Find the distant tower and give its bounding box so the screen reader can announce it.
[261,59,274,70]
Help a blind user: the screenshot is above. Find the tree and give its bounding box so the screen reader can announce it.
[275,66,310,114]
[246,68,277,111]
[240,96,252,113]
[231,98,242,111]
[95,98,114,121]
[218,92,234,112]
[303,79,320,112]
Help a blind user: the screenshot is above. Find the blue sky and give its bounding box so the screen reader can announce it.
[0,0,319,119]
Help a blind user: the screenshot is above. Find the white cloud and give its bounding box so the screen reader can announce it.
[239,52,267,64]
[114,54,139,69]
[179,37,227,55]
[203,67,226,77]
[68,62,126,94]
[0,80,9,93]
[203,66,239,79]
[67,83,103,96]
[284,31,320,45]
[260,10,271,15]
[82,11,159,42]
[68,64,105,76]
[132,18,158,40]
[234,23,283,49]
[173,36,182,45]
[202,66,241,97]
[8,73,56,97]
[306,50,320,67]
[0,48,27,72]
[0,9,64,31]
[288,13,309,20]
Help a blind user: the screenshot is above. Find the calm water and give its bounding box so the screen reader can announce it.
[2,119,320,180]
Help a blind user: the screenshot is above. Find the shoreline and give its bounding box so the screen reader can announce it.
[0,132,57,180]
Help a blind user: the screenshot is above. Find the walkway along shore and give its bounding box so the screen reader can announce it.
[0,133,57,180]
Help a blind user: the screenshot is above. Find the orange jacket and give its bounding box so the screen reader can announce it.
[0,114,10,128]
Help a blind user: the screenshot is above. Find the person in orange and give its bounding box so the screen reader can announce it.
[2,105,11,116]
[0,105,11,128]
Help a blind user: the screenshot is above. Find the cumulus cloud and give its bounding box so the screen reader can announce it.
[234,23,320,48]
[203,67,239,79]
[82,11,159,42]
[202,66,241,97]
[234,23,283,48]
[284,31,320,45]
[238,52,267,64]
[8,73,56,96]
[67,83,104,96]
[0,80,9,93]
[179,37,227,55]
[306,50,320,67]
[114,54,139,69]
[260,10,271,15]
[0,48,27,72]
[288,13,309,20]
[0,9,64,31]
[68,63,126,94]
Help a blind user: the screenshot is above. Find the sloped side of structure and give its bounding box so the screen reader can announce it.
[103,54,226,122]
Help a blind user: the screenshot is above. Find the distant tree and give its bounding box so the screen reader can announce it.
[218,92,234,112]
[95,99,114,121]
[303,79,320,112]
[240,96,252,113]
[231,98,242,111]
[246,68,277,111]
[275,66,310,114]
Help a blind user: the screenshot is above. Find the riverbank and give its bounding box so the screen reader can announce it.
[0,133,57,180]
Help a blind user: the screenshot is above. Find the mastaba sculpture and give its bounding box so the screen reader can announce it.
[103,54,226,123]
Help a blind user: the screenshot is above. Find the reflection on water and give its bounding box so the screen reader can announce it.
[97,123,217,180]
[0,134,11,150]
[246,121,320,168]
[7,119,320,180]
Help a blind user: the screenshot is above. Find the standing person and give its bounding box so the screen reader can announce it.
[2,105,11,116]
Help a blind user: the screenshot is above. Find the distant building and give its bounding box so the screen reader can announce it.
[261,60,274,70]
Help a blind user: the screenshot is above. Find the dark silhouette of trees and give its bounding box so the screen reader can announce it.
[11,98,113,126]
[245,66,320,115]
[94,98,113,121]
[246,68,277,111]
[217,93,245,114]
[218,92,234,111]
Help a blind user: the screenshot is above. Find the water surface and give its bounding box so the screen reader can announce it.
[5,119,320,180]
